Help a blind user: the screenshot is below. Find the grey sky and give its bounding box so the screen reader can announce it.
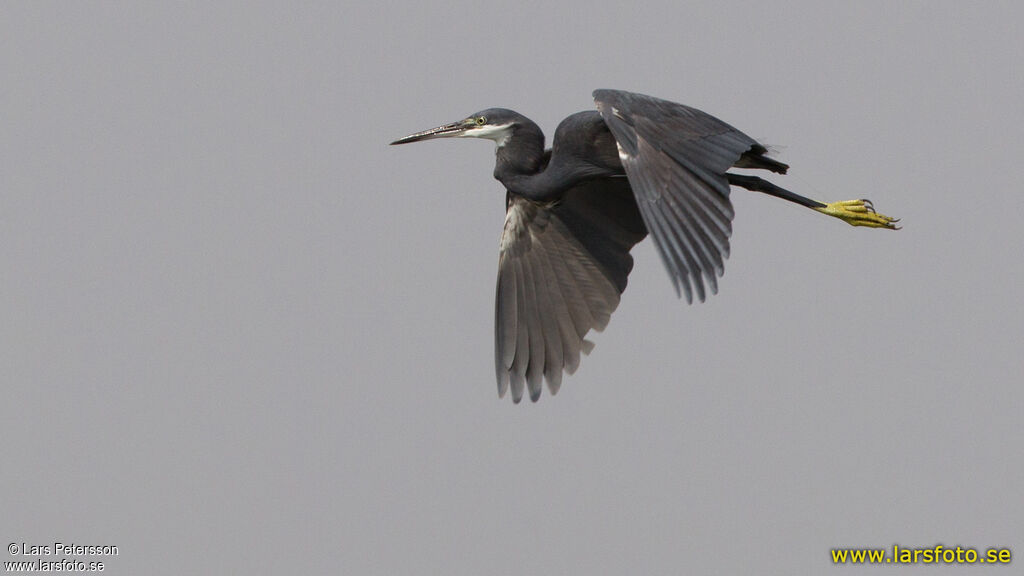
[3,1,1021,574]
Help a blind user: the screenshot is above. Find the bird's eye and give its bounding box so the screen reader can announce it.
[475,116,486,125]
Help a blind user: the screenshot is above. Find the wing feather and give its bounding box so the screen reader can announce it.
[495,179,646,402]
[508,257,530,403]
[594,89,761,301]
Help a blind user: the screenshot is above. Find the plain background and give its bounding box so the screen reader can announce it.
[3,2,1021,574]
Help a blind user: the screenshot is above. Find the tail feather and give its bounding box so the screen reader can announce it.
[735,144,789,174]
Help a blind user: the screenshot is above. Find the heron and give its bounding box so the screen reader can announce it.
[391,89,899,403]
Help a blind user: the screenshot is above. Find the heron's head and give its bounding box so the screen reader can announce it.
[390,108,520,148]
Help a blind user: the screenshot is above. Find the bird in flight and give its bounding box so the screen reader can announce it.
[391,89,899,403]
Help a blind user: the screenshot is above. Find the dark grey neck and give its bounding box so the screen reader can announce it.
[493,117,614,201]
[493,118,545,185]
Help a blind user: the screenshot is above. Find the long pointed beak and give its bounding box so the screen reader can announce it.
[390,120,469,145]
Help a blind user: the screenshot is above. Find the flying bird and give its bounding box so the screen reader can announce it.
[391,89,898,403]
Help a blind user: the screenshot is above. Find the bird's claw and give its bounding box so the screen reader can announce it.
[814,199,901,230]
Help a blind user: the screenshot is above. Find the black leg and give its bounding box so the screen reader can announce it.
[725,173,900,229]
[726,173,826,209]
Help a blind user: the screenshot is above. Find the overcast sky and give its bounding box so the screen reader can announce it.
[3,2,1021,574]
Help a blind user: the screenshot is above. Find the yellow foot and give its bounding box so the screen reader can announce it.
[813,199,901,229]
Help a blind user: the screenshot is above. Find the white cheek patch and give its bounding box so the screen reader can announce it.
[462,123,514,147]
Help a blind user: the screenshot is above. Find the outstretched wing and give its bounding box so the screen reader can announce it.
[496,178,646,403]
[594,89,760,303]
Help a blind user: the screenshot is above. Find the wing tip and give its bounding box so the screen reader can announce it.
[496,372,509,399]
[548,380,562,397]
[581,338,596,355]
